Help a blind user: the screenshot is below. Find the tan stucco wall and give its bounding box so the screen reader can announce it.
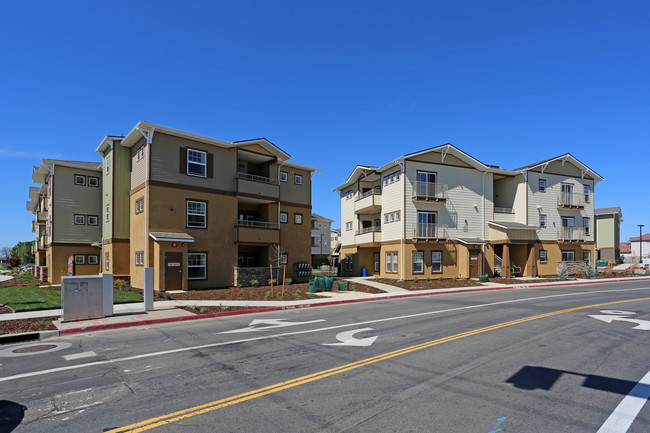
[47,244,102,284]
[279,204,312,279]
[103,240,130,277]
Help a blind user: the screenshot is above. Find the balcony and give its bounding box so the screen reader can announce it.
[236,172,280,201]
[557,192,591,209]
[38,235,48,250]
[493,207,515,223]
[557,227,585,242]
[355,226,382,244]
[413,182,448,202]
[354,187,382,214]
[412,223,448,240]
[235,219,280,244]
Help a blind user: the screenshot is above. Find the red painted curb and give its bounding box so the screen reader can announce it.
[58,276,650,335]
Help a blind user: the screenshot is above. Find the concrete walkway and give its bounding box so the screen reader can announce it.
[343,277,410,293]
[0,274,13,283]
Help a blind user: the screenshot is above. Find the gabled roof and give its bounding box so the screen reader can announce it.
[95,136,124,153]
[233,138,291,161]
[514,153,604,182]
[311,213,334,223]
[595,207,622,216]
[630,234,650,242]
[333,165,379,191]
[32,159,101,183]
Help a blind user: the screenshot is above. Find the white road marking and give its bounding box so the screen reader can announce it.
[219,318,326,334]
[323,328,377,346]
[589,311,650,330]
[0,286,648,383]
[597,369,650,433]
[63,351,96,361]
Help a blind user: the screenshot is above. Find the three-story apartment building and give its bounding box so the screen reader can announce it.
[101,121,317,291]
[311,213,334,267]
[336,145,602,279]
[27,159,103,283]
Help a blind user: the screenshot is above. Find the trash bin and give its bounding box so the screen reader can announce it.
[338,281,349,291]
[361,268,367,277]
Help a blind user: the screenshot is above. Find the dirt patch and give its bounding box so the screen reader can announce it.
[488,278,558,285]
[179,306,259,315]
[0,317,58,336]
[372,278,482,291]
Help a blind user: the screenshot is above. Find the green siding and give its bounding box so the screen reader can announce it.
[103,148,114,240]
[114,144,131,239]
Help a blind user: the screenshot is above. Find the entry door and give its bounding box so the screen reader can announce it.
[469,250,480,278]
[561,183,574,205]
[165,252,183,291]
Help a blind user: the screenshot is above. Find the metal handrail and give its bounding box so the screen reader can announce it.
[557,227,585,241]
[235,220,279,229]
[355,226,381,235]
[236,172,280,186]
[557,192,591,207]
[413,182,448,200]
[412,223,448,239]
[355,186,382,201]
[494,207,513,214]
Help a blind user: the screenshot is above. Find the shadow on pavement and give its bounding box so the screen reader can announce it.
[0,400,26,433]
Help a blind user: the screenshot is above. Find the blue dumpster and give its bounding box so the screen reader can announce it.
[361,268,367,277]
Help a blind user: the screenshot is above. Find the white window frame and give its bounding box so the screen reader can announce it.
[187,149,207,177]
[88,176,99,187]
[280,253,288,265]
[539,179,546,192]
[294,213,303,224]
[87,215,99,226]
[539,250,547,263]
[74,214,86,225]
[385,252,392,273]
[187,200,207,228]
[74,255,85,265]
[280,212,288,223]
[88,255,98,265]
[294,174,302,185]
[412,251,424,274]
[432,251,442,273]
[106,204,110,222]
[105,252,109,271]
[188,252,207,280]
[392,252,398,273]
[539,214,546,228]
[280,171,288,182]
[74,175,86,186]
[583,218,590,236]
[584,185,590,203]
[561,250,575,262]
[106,157,110,175]
[583,250,591,264]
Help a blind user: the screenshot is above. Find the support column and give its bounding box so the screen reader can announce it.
[503,244,511,278]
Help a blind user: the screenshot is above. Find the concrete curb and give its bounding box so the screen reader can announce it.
[2,276,650,343]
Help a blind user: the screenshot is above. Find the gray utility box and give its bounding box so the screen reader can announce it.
[61,274,113,322]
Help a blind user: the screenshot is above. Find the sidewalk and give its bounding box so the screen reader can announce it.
[2,275,650,342]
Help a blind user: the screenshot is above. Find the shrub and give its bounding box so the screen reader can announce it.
[285,278,293,285]
[586,266,595,278]
[165,292,172,300]
[263,290,272,300]
[426,277,431,282]
[293,290,302,299]
[222,305,230,311]
[413,277,418,283]
[558,265,568,281]
[250,279,259,287]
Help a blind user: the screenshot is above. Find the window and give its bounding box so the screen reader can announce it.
[412,251,424,274]
[88,255,98,265]
[395,211,400,221]
[88,176,99,187]
[136,146,145,161]
[295,174,303,185]
[345,222,353,231]
[539,214,546,228]
[392,252,398,273]
[74,214,86,225]
[106,157,110,175]
[280,212,288,223]
[432,251,442,273]
[187,149,207,177]
[384,214,389,224]
[74,174,86,185]
[344,190,353,199]
[374,253,380,272]
[344,255,353,272]
[74,255,85,265]
[539,179,546,192]
[390,213,395,222]
[135,197,144,214]
[561,250,575,262]
[188,253,207,280]
[187,200,207,228]
[583,218,590,236]
[294,213,303,224]
[105,252,109,271]
[280,171,288,182]
[280,253,288,265]
[87,215,99,226]
[106,205,110,222]
[385,252,392,273]
[583,250,591,264]
[584,185,590,203]
[539,250,547,263]
[135,251,144,266]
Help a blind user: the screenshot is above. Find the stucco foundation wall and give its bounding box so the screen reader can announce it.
[536,242,594,276]
[48,244,101,284]
[103,241,130,277]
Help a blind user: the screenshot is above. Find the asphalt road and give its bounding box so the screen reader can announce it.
[1,279,649,432]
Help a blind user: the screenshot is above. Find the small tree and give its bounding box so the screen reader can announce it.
[558,264,568,281]
[586,265,595,278]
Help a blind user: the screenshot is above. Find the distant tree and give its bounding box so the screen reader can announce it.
[0,246,11,259]
[9,241,35,265]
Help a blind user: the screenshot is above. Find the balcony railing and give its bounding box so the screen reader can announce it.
[557,227,585,241]
[355,186,382,201]
[557,192,591,208]
[236,172,279,185]
[235,220,279,229]
[355,226,381,235]
[413,182,448,201]
[412,223,448,240]
[494,207,513,214]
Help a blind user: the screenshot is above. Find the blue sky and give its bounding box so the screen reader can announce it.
[1,1,648,251]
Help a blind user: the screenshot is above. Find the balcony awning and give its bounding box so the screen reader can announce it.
[454,238,487,245]
[488,221,538,231]
[149,232,195,242]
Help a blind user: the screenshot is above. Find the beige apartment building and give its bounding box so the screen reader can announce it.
[27,160,103,284]
[98,121,317,291]
[336,145,602,280]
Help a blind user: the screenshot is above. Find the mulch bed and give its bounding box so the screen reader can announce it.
[488,278,558,284]
[372,278,482,291]
[0,317,58,336]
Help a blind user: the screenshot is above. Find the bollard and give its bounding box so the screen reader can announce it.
[143,267,154,311]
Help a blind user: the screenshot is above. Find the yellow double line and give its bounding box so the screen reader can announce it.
[106,297,650,433]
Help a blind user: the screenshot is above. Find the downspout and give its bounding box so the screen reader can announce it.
[277,160,286,267]
[482,170,486,275]
[137,127,154,267]
[395,159,405,280]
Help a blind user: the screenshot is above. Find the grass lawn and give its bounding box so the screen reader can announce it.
[0,285,143,312]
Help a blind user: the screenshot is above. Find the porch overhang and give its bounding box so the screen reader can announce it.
[454,238,486,245]
[149,232,195,243]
